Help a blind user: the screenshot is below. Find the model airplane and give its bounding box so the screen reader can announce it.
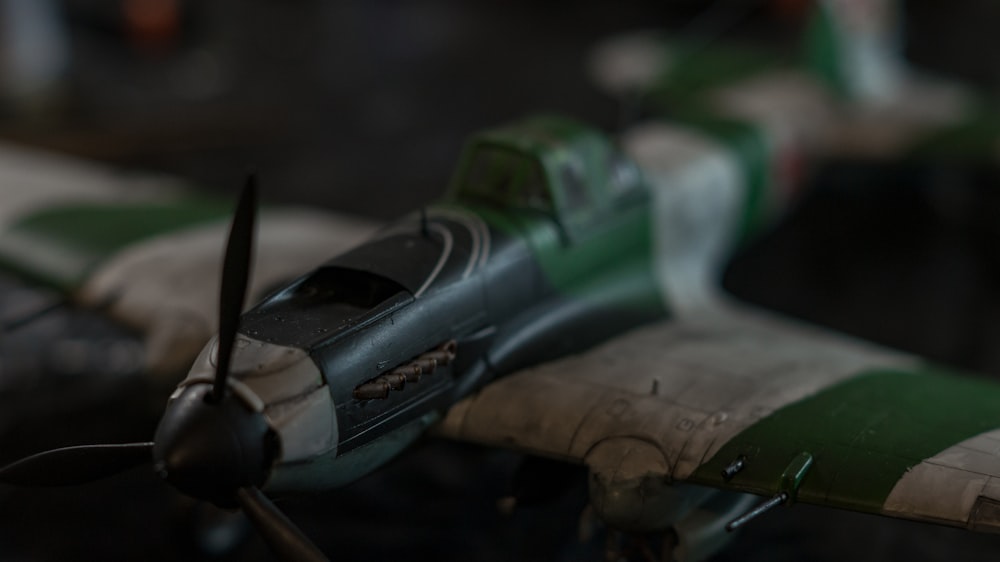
[590,0,999,172]
[3,113,1000,562]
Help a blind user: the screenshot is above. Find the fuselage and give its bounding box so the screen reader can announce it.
[229,198,661,490]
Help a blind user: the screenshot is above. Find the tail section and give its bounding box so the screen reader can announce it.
[804,0,906,104]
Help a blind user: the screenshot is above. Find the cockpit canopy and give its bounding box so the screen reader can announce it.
[447,114,645,239]
[240,265,411,350]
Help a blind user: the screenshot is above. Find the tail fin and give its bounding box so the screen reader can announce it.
[804,0,905,104]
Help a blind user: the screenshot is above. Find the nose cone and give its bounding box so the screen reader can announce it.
[153,384,277,507]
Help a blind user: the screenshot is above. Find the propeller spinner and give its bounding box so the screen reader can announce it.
[0,178,328,561]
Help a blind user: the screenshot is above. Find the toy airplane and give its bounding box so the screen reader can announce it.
[3,113,1000,562]
[590,0,998,170]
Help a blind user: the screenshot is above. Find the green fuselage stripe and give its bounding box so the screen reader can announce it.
[690,369,1000,514]
[0,201,230,292]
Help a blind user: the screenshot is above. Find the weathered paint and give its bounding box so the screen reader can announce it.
[884,427,1000,528]
[690,369,1000,515]
[437,303,916,480]
[437,292,1000,537]
[16,111,1000,546]
[80,208,379,377]
[180,334,338,465]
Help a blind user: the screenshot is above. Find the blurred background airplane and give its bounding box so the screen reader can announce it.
[2,0,1000,561]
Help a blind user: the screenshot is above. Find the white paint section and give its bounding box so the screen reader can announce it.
[621,123,744,315]
[437,303,915,481]
[185,334,323,406]
[181,335,337,463]
[79,208,379,378]
[0,141,179,227]
[265,385,338,463]
[884,428,1000,528]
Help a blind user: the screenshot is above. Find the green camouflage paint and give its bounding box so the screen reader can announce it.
[803,1,848,97]
[690,368,1000,513]
[0,200,230,291]
[648,41,788,109]
[446,116,665,314]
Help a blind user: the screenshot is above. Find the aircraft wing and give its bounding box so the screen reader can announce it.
[0,141,381,378]
[436,302,1000,533]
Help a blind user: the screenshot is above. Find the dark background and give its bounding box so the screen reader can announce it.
[3,0,1000,560]
[5,0,999,218]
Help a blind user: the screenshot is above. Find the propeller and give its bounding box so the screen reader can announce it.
[0,178,329,561]
[238,486,327,561]
[0,442,153,486]
[211,176,257,403]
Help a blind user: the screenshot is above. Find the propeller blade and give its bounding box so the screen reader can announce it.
[237,486,328,562]
[0,442,153,486]
[212,177,258,402]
